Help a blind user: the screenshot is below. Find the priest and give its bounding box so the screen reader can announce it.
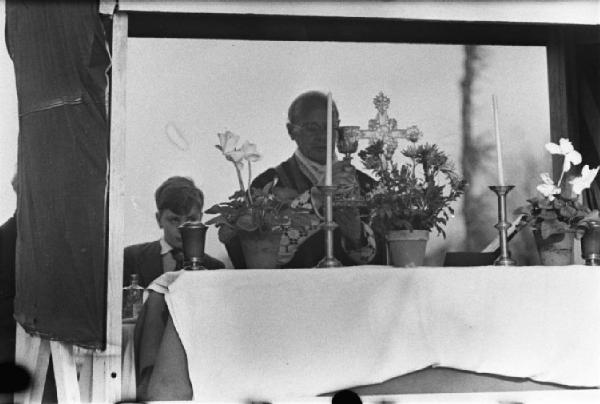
[224,90,385,268]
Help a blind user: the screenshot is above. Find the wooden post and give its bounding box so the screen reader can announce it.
[14,324,82,404]
[14,325,50,404]
[91,10,128,404]
[49,341,80,403]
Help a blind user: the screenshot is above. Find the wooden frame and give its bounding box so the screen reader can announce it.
[101,1,600,401]
[97,10,128,404]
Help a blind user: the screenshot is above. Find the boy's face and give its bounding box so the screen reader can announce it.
[156,205,203,249]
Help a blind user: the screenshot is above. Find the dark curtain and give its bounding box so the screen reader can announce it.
[0,216,16,363]
[5,0,110,349]
[576,43,600,210]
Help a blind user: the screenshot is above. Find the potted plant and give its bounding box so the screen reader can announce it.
[358,128,466,267]
[204,131,307,268]
[517,138,599,265]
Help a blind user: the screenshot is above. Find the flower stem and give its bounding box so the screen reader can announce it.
[556,157,565,187]
[234,163,246,194]
[556,171,565,188]
[247,162,254,205]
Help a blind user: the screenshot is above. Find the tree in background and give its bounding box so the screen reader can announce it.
[460,45,496,252]
[460,46,544,264]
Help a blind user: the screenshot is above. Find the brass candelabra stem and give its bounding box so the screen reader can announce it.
[489,185,516,266]
[317,185,342,268]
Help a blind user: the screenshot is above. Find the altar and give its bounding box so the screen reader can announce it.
[141,265,600,401]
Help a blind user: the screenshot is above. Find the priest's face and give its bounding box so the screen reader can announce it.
[156,205,203,249]
[288,104,339,165]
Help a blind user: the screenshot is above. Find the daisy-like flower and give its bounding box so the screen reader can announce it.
[545,138,582,172]
[536,172,561,201]
[569,165,600,195]
[405,125,423,143]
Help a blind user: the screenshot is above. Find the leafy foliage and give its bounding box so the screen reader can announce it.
[359,140,466,237]
[517,193,595,240]
[205,179,301,243]
[516,138,600,240]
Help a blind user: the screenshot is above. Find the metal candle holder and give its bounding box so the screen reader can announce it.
[489,185,516,266]
[317,185,342,268]
[581,220,600,266]
[178,221,208,270]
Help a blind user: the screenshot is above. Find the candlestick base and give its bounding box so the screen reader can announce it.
[489,185,516,266]
[493,254,516,266]
[318,185,343,268]
[186,257,206,271]
[317,256,343,268]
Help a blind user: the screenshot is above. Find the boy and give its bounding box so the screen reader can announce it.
[123,176,224,287]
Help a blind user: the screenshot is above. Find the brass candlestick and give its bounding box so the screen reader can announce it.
[489,185,516,266]
[178,221,208,270]
[317,185,342,268]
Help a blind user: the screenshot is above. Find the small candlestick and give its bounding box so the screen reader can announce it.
[492,95,505,186]
[317,185,342,268]
[489,185,516,266]
[325,92,333,186]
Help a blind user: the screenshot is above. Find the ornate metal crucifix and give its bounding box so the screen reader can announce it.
[362,92,420,144]
[344,92,422,162]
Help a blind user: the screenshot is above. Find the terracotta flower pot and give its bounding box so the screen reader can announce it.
[239,231,282,269]
[581,220,600,266]
[533,230,574,266]
[386,230,429,267]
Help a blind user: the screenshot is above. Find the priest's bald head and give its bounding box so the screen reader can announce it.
[286,91,340,165]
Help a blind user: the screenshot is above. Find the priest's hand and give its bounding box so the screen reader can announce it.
[334,207,363,249]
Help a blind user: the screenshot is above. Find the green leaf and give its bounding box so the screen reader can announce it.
[262,181,274,195]
[273,187,299,203]
[217,225,237,244]
[205,204,226,214]
[236,213,259,232]
[230,190,246,200]
[205,216,231,226]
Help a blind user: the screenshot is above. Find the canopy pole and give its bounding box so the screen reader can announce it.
[92,10,128,404]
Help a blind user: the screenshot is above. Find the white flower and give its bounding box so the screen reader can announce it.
[569,165,599,195]
[545,138,582,172]
[241,141,262,162]
[217,131,245,167]
[217,131,239,154]
[536,172,561,201]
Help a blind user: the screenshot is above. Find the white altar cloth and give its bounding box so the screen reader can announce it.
[163,265,600,401]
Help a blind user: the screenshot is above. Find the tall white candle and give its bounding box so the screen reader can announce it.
[492,95,505,186]
[326,92,333,186]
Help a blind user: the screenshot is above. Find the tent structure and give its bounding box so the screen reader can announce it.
[6,0,600,402]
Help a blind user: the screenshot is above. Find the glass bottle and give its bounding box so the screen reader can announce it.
[123,274,144,319]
